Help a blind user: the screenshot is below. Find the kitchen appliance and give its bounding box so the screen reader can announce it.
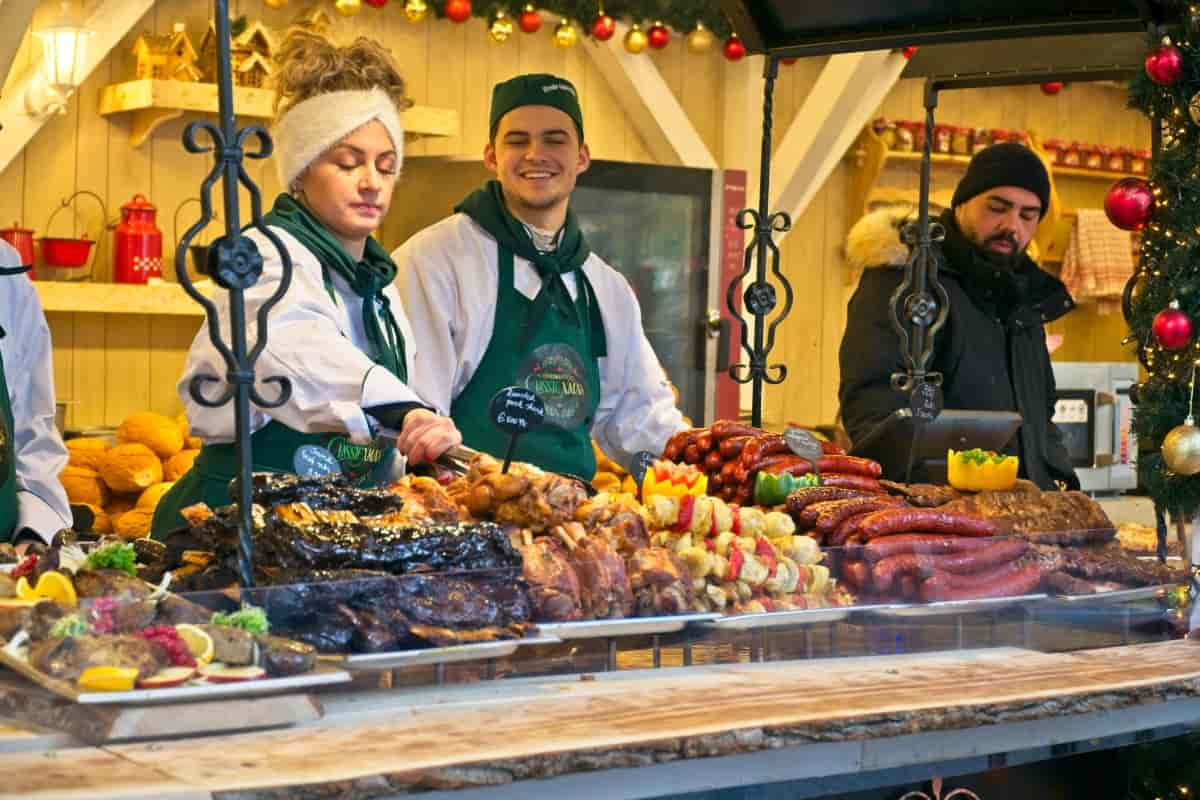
[1050,361,1138,494]
[386,157,747,425]
[114,194,163,284]
[0,222,36,277]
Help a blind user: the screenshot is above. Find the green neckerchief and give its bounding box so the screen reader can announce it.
[456,180,607,355]
[264,193,408,381]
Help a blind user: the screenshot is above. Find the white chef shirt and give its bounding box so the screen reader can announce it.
[180,227,426,445]
[0,242,72,543]
[395,213,687,471]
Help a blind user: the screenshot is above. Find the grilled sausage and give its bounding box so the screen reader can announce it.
[710,420,763,441]
[919,564,1043,602]
[863,533,1004,563]
[858,508,998,540]
[719,435,754,460]
[704,450,725,473]
[811,497,904,533]
[816,455,883,478]
[785,486,871,516]
[819,474,885,493]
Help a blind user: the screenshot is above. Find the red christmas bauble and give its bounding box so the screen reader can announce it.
[723,35,745,61]
[444,0,471,23]
[901,46,918,60]
[364,0,387,7]
[1154,305,1194,350]
[590,12,615,41]
[518,6,541,33]
[1146,43,1183,85]
[1040,81,1063,95]
[647,22,669,49]
[1104,178,1154,231]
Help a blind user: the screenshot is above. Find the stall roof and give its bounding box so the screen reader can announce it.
[721,1,1154,60]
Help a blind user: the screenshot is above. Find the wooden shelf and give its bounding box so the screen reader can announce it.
[883,149,974,167]
[1051,164,1139,181]
[35,280,210,316]
[99,79,458,147]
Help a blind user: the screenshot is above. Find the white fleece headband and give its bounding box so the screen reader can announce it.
[273,88,404,192]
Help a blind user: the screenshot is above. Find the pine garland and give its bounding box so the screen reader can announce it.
[426,0,735,37]
[1127,23,1200,517]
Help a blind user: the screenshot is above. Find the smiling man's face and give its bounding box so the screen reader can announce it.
[484,104,589,229]
[954,185,1042,266]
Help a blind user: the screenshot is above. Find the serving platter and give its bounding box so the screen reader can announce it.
[0,647,350,705]
[860,593,1048,619]
[699,607,852,630]
[537,612,721,640]
[1047,584,1178,604]
[338,635,561,670]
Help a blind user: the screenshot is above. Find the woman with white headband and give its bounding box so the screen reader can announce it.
[152,32,460,538]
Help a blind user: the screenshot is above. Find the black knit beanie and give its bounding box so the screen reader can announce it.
[951,142,1050,218]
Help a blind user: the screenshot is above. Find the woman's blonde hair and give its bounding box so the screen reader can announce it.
[272,30,411,120]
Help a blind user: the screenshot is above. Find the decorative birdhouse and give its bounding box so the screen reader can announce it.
[132,32,173,80]
[234,51,272,88]
[198,18,257,83]
[291,6,332,34]
[167,23,201,81]
[235,20,275,58]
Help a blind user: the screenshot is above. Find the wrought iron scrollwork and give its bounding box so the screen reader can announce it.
[174,7,293,589]
[726,58,794,426]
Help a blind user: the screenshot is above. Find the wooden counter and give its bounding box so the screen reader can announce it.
[2,639,1199,799]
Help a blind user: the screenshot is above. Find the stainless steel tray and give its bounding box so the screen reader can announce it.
[537,613,721,640]
[74,663,350,705]
[339,635,561,670]
[860,593,1048,619]
[1048,584,1179,604]
[699,607,852,630]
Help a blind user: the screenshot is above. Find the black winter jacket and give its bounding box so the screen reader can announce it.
[838,209,1080,490]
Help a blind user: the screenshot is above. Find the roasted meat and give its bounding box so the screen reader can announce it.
[0,600,64,640]
[1029,543,1184,589]
[153,593,214,626]
[247,473,405,516]
[30,634,166,683]
[256,634,317,676]
[456,453,586,531]
[519,538,583,621]
[197,623,255,665]
[550,523,633,620]
[73,568,151,600]
[940,490,1114,540]
[626,547,693,617]
[380,476,461,525]
[878,481,960,507]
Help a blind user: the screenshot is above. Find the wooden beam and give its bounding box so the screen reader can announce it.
[0,0,38,92]
[582,23,716,168]
[0,0,156,174]
[770,50,907,242]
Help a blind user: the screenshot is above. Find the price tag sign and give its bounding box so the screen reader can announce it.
[489,386,547,472]
[629,450,657,497]
[784,426,823,475]
[294,444,343,477]
[910,381,943,423]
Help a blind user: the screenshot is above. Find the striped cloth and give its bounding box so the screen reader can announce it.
[1060,208,1134,315]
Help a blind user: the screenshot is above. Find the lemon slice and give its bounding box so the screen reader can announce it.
[174,623,214,664]
[33,571,77,608]
[77,665,138,692]
[13,577,36,602]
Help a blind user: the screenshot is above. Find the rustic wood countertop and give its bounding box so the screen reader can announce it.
[4,640,1200,800]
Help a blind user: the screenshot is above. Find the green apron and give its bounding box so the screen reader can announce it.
[150,421,398,539]
[451,247,601,479]
[0,339,18,543]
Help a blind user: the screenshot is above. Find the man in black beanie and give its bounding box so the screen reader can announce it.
[837,142,1079,490]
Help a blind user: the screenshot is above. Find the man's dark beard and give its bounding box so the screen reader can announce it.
[975,232,1023,271]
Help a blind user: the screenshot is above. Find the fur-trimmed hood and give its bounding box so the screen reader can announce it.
[844,207,915,284]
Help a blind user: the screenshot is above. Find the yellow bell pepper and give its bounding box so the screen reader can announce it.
[642,460,708,500]
[947,449,1019,492]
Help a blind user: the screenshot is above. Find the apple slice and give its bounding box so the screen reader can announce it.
[198,663,266,683]
[136,666,197,689]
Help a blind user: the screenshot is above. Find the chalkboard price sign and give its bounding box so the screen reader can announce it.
[784,426,823,474]
[489,386,547,472]
[910,381,943,423]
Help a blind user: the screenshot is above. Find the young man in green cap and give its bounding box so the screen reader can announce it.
[395,73,687,478]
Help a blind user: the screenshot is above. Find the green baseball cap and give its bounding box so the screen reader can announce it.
[489,73,584,141]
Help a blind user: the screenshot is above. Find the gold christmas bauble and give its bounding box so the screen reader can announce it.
[686,22,714,54]
[624,23,648,54]
[265,0,288,9]
[334,0,361,16]
[403,0,427,22]
[489,10,513,42]
[1164,421,1200,475]
[553,18,578,48]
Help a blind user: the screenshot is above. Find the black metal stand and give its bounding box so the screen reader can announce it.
[174,5,294,590]
[727,56,793,427]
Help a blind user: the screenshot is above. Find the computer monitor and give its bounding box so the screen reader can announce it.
[849,409,1024,484]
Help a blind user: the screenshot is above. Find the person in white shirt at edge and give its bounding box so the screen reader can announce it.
[151,32,461,539]
[0,242,73,552]
[394,73,687,480]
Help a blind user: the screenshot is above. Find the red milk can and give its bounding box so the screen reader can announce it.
[113,194,162,284]
[0,222,36,278]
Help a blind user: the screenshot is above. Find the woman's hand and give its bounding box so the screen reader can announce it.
[397,409,462,464]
